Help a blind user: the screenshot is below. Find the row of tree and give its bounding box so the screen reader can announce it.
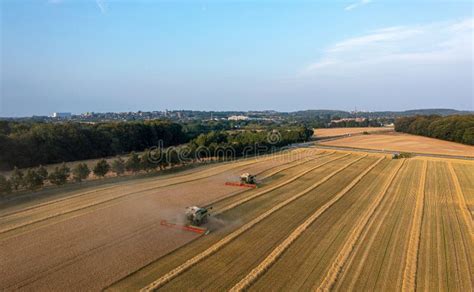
[394,115,474,145]
[0,120,187,170]
[0,151,162,194]
[0,127,313,195]
[328,119,382,128]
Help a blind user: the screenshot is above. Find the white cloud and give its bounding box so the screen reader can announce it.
[305,18,474,74]
[345,0,372,11]
[96,0,107,14]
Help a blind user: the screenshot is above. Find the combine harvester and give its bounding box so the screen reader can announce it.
[225,173,258,188]
[160,206,211,235]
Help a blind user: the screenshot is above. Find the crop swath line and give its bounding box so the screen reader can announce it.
[0,152,326,241]
[338,161,407,291]
[140,154,367,291]
[0,148,312,219]
[316,159,405,291]
[258,151,332,179]
[230,157,384,291]
[206,152,334,208]
[447,163,473,235]
[359,160,419,291]
[445,163,473,288]
[214,153,349,215]
[228,157,384,292]
[0,150,321,236]
[401,160,427,291]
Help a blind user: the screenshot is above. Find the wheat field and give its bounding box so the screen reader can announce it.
[1,146,472,291]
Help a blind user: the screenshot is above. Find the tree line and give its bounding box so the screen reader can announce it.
[0,127,313,195]
[394,115,474,145]
[0,120,187,170]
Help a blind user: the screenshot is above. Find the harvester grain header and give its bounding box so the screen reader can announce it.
[160,206,212,235]
[225,173,258,188]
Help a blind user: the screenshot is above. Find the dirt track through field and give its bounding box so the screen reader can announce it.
[140,155,366,291]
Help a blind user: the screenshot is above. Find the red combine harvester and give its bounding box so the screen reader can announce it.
[225,173,257,188]
[160,206,211,235]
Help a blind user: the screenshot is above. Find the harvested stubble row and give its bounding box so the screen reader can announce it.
[140,154,367,291]
[257,151,333,180]
[249,157,398,290]
[316,159,406,291]
[151,155,378,291]
[416,161,473,291]
[213,153,347,215]
[451,163,474,217]
[0,149,321,236]
[401,160,427,292]
[447,163,472,235]
[230,157,385,291]
[106,153,360,291]
[206,151,334,209]
[0,147,313,219]
[332,159,424,291]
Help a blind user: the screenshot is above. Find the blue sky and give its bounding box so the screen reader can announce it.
[1,0,473,116]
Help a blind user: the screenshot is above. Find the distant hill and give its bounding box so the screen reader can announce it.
[290,109,472,119]
[369,109,473,117]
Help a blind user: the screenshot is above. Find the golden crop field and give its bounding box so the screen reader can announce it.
[320,132,474,157]
[313,127,394,138]
[1,146,472,291]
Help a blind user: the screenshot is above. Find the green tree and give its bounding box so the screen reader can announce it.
[93,159,110,177]
[111,157,126,176]
[125,152,141,173]
[167,148,180,167]
[0,175,12,195]
[10,167,24,190]
[24,169,44,190]
[140,150,156,172]
[36,165,48,181]
[72,163,91,182]
[48,163,70,185]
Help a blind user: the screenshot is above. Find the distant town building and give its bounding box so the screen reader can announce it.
[52,112,72,119]
[228,115,250,121]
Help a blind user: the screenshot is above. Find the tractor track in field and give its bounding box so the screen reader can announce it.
[213,153,348,215]
[229,157,384,291]
[0,149,314,219]
[316,159,405,291]
[0,151,323,237]
[140,154,367,291]
[401,160,427,291]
